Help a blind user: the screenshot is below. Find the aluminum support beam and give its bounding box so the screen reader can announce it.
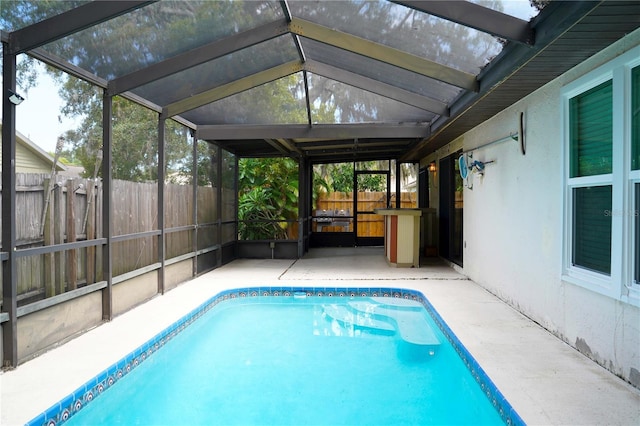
[9,1,155,54]
[280,0,293,21]
[258,139,303,157]
[157,117,166,294]
[217,145,225,268]
[300,138,411,146]
[289,18,478,91]
[395,161,401,208]
[197,124,429,141]
[162,61,304,118]
[300,139,409,149]
[28,48,108,89]
[280,0,308,64]
[302,71,313,126]
[191,131,199,275]
[101,91,113,321]
[391,1,534,45]
[276,138,304,156]
[264,139,291,156]
[297,156,307,258]
[2,47,18,368]
[26,48,196,130]
[308,151,402,163]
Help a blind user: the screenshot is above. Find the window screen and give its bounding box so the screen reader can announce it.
[570,80,613,177]
[572,186,612,275]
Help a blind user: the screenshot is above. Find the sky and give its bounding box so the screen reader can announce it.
[502,0,539,19]
[1,63,81,154]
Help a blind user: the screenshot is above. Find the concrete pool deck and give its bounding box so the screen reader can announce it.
[2,247,639,425]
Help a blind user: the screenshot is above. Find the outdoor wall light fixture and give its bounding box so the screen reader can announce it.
[7,89,24,105]
[428,162,437,173]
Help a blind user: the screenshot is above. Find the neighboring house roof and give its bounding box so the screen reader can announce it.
[0,122,68,174]
[62,164,86,176]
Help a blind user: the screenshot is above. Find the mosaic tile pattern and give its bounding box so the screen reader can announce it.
[28,287,525,426]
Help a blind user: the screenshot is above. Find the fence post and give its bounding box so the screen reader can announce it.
[96,182,103,282]
[53,181,64,295]
[43,178,55,298]
[86,179,96,285]
[66,179,77,290]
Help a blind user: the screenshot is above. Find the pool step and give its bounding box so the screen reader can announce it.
[322,298,440,360]
[348,301,440,347]
[322,304,395,335]
[370,297,425,311]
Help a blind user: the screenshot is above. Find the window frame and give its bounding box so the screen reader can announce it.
[562,44,640,307]
[630,65,640,290]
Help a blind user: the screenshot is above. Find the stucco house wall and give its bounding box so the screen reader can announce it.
[422,28,640,388]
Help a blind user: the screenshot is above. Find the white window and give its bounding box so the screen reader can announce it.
[562,45,640,306]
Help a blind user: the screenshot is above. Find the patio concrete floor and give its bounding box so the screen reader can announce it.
[2,247,639,425]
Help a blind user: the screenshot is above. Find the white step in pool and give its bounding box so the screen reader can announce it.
[322,304,395,335]
[323,297,440,360]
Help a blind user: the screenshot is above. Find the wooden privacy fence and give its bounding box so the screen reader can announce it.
[0,173,100,303]
[1,173,201,306]
[314,191,417,235]
[2,177,416,303]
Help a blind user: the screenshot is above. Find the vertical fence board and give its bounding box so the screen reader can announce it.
[86,181,96,285]
[96,183,103,282]
[53,184,64,295]
[43,179,55,298]
[66,179,77,290]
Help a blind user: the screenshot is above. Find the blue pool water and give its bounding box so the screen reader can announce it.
[31,289,523,426]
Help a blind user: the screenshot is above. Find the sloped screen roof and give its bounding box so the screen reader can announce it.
[3,1,638,162]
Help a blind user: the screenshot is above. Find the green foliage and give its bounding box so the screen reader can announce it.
[329,163,354,193]
[61,91,191,182]
[238,158,298,240]
[313,162,387,193]
[238,188,287,240]
[191,141,217,187]
[357,173,386,192]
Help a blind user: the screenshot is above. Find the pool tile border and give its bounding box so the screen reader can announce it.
[28,286,525,426]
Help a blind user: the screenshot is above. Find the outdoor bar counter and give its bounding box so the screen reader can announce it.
[374,208,422,268]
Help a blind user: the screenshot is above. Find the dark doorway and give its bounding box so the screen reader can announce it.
[310,161,392,248]
[439,152,463,266]
[418,167,429,209]
[310,162,356,247]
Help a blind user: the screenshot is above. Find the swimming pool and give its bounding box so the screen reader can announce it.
[28,287,524,426]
